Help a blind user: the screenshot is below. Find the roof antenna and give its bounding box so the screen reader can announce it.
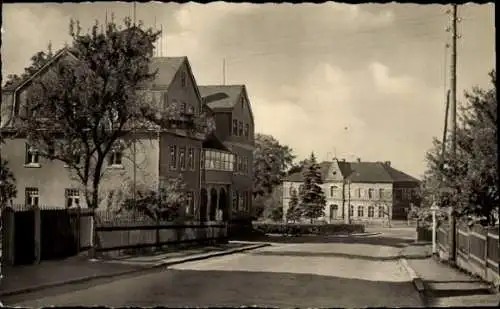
[160,24,163,57]
[153,16,157,57]
[133,2,137,26]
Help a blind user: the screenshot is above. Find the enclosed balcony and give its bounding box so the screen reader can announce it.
[203,149,234,172]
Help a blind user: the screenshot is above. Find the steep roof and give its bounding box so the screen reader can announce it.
[285,160,419,184]
[382,164,420,183]
[146,56,186,89]
[198,85,244,110]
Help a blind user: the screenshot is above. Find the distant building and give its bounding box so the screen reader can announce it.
[0,48,255,222]
[282,158,420,223]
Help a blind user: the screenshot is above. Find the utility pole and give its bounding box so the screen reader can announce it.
[447,4,459,264]
[132,1,137,214]
[222,58,227,85]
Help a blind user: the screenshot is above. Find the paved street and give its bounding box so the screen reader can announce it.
[6,232,423,308]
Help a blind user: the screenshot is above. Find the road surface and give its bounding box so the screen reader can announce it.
[7,230,423,308]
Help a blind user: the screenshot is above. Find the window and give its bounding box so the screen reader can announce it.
[368,188,374,199]
[109,151,122,166]
[65,189,80,208]
[394,188,402,200]
[25,144,39,165]
[232,119,238,136]
[213,152,222,170]
[289,186,297,196]
[238,121,243,136]
[237,156,243,172]
[349,205,354,217]
[200,149,205,169]
[186,192,194,215]
[179,147,186,170]
[379,188,385,200]
[229,154,234,171]
[242,157,248,174]
[170,145,177,170]
[232,192,238,210]
[25,187,39,206]
[244,124,249,138]
[181,102,187,114]
[299,184,305,193]
[330,186,338,197]
[205,151,215,169]
[356,188,361,198]
[181,71,187,87]
[330,205,338,219]
[368,206,374,218]
[188,148,195,170]
[357,205,364,217]
[378,206,385,218]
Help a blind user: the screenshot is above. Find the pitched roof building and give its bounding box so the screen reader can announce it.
[283,158,420,223]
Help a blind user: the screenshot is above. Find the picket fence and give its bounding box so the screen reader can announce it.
[436,221,499,284]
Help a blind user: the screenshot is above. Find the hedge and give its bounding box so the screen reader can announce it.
[253,222,365,236]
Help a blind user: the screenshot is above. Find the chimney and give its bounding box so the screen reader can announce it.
[342,158,346,162]
[356,158,361,163]
[384,161,391,167]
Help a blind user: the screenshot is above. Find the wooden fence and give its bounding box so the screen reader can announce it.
[92,210,228,258]
[2,206,228,264]
[436,221,499,284]
[1,205,93,265]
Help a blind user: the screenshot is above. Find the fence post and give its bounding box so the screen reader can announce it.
[155,217,160,250]
[76,206,81,253]
[33,205,41,264]
[89,213,96,259]
[483,227,489,279]
[2,208,15,266]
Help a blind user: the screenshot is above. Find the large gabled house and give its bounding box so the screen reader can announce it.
[198,85,255,217]
[1,48,255,223]
[282,158,420,223]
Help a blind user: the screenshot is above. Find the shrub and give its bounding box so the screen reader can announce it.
[253,222,365,236]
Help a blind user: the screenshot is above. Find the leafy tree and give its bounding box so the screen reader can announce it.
[0,159,17,208]
[421,70,497,226]
[269,205,283,222]
[253,185,283,220]
[121,175,188,221]
[14,18,204,209]
[286,189,301,223]
[253,134,295,198]
[287,158,308,176]
[299,152,326,223]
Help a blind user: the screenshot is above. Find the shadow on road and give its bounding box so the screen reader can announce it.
[8,269,424,308]
[249,250,404,261]
[239,235,413,248]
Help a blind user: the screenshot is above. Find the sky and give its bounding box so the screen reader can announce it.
[1,2,496,178]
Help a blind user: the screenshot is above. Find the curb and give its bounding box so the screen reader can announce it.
[0,243,270,298]
[399,258,427,305]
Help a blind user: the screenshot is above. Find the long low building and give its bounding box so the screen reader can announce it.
[282,158,421,223]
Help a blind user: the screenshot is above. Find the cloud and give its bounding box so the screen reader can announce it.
[252,63,366,162]
[369,62,416,95]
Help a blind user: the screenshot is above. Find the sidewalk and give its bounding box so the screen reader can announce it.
[0,241,268,297]
[404,256,499,307]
